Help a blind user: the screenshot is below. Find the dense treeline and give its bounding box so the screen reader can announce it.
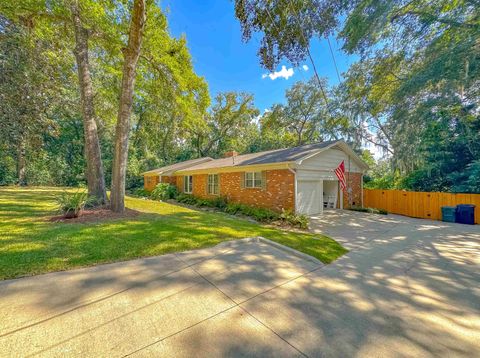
[0,0,479,194]
[235,0,480,193]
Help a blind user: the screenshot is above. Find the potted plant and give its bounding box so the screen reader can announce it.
[56,191,93,218]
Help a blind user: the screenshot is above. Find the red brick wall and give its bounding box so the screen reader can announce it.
[161,176,177,186]
[175,170,295,212]
[341,172,362,208]
[173,169,362,211]
[144,175,159,191]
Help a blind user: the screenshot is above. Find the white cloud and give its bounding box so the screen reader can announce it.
[302,64,309,71]
[262,65,294,80]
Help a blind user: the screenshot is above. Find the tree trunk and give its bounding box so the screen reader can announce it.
[17,135,26,186]
[110,0,146,212]
[71,0,107,205]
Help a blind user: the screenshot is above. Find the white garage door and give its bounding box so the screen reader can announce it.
[297,180,323,215]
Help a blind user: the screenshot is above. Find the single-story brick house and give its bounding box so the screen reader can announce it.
[142,140,368,215]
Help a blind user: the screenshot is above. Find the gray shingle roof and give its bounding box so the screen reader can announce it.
[177,140,339,172]
[142,157,213,175]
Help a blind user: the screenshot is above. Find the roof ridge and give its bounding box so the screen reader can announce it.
[219,140,340,160]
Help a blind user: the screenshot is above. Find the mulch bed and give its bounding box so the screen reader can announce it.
[48,208,140,224]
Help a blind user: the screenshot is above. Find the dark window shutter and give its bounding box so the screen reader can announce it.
[240,172,245,189]
[261,171,267,190]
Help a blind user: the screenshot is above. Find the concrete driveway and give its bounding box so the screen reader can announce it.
[1,212,479,357]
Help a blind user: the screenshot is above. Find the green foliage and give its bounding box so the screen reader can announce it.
[0,1,211,189]
[279,209,309,230]
[225,202,309,229]
[349,206,388,215]
[55,191,93,217]
[450,160,480,194]
[228,203,279,222]
[364,160,403,190]
[150,183,178,201]
[261,77,344,146]
[0,187,347,279]
[0,146,16,185]
[132,188,151,197]
[233,0,342,70]
[175,193,308,229]
[185,92,259,158]
[235,0,480,194]
[195,196,229,209]
[176,193,198,205]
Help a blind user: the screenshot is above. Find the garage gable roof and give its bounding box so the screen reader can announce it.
[297,140,369,171]
[142,157,213,176]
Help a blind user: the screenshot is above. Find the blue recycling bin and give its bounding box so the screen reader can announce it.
[441,206,456,223]
[455,204,475,225]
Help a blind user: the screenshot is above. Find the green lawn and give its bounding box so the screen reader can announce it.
[0,187,347,280]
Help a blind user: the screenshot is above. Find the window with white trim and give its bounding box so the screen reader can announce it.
[208,174,219,195]
[245,171,262,188]
[183,175,193,193]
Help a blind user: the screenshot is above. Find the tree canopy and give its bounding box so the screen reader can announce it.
[0,0,478,194]
[234,0,480,193]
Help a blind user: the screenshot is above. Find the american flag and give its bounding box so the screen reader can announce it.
[335,160,347,192]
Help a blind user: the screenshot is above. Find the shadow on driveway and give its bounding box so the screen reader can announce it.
[1,211,479,357]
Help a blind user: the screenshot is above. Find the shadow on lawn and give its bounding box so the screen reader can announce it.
[4,188,478,355]
[0,216,479,357]
[0,187,345,281]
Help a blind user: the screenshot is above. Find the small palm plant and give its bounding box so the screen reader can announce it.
[56,191,94,218]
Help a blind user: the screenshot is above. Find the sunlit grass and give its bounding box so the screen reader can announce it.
[0,186,347,280]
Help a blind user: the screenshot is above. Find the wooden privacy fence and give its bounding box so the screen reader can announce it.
[363,189,480,224]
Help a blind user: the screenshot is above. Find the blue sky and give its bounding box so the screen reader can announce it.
[161,0,358,113]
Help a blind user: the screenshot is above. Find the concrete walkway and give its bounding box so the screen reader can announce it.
[1,212,479,357]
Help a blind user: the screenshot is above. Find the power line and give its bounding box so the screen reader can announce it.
[284,1,330,104]
[326,36,341,82]
[264,4,329,105]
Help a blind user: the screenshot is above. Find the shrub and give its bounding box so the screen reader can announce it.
[226,202,279,222]
[196,198,211,207]
[56,191,94,218]
[244,206,279,222]
[175,194,306,229]
[279,209,309,229]
[150,183,178,201]
[132,188,151,197]
[225,202,243,215]
[210,196,228,209]
[349,206,388,215]
[176,193,198,205]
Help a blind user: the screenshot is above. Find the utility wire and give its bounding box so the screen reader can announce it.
[264,4,329,105]
[327,36,341,82]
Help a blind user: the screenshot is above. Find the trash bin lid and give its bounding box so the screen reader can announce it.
[457,204,475,209]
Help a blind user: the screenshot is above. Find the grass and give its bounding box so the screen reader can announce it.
[0,186,347,280]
